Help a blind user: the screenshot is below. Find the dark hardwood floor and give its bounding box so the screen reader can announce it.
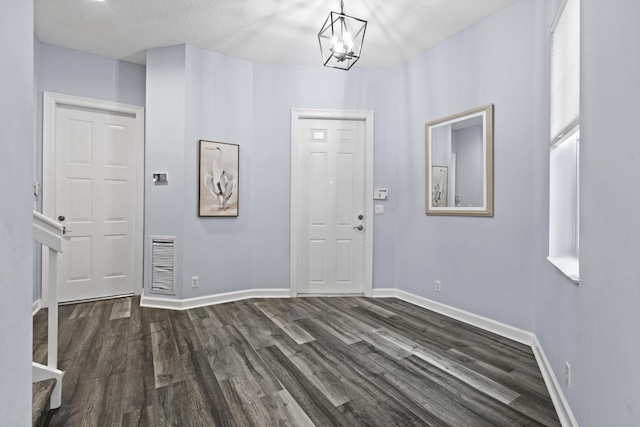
[32,296,561,426]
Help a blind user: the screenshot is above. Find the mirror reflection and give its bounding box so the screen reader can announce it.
[425,104,493,216]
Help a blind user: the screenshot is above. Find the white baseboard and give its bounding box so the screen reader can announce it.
[369,288,397,298]
[532,336,579,427]
[372,288,576,427]
[33,299,42,315]
[373,288,534,345]
[140,288,290,311]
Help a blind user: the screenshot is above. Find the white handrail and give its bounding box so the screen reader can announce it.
[33,210,63,253]
[32,210,64,409]
[33,210,63,232]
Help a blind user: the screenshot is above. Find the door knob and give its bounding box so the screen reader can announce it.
[58,215,65,222]
[353,225,364,231]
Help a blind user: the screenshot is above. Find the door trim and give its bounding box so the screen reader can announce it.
[42,91,145,305]
[290,109,374,297]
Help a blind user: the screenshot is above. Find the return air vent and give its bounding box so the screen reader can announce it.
[150,236,176,294]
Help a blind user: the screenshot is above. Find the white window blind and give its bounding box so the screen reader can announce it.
[550,0,580,145]
[549,132,579,258]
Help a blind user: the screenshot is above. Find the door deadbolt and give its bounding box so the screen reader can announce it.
[58,215,65,222]
[358,214,364,220]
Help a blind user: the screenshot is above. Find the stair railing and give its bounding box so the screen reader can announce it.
[32,210,64,409]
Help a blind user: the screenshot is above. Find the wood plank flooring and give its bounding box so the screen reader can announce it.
[33,296,561,426]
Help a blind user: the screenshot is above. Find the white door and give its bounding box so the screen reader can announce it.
[295,117,366,294]
[49,98,142,302]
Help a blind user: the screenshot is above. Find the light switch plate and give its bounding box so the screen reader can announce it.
[375,205,384,214]
[374,188,388,200]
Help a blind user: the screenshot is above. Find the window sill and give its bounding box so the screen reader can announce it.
[547,256,579,284]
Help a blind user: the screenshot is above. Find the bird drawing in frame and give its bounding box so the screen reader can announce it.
[203,146,237,212]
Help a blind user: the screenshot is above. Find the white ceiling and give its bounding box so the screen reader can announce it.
[34,0,514,67]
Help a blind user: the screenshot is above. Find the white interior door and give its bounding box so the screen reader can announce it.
[46,95,143,303]
[295,117,367,294]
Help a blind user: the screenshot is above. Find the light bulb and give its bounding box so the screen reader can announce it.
[331,36,340,51]
[343,31,353,51]
[331,36,347,59]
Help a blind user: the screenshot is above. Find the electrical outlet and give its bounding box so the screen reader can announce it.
[191,276,199,288]
[565,361,572,388]
[435,280,441,292]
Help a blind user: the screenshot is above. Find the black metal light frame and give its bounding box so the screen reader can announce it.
[318,1,367,70]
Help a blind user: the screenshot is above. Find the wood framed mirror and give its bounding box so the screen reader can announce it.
[425,104,494,216]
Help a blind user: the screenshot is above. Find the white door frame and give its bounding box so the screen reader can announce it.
[41,91,145,305]
[290,109,374,297]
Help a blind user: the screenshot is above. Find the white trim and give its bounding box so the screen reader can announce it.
[41,92,145,306]
[532,336,579,427]
[372,288,533,345]
[372,288,577,426]
[33,299,42,315]
[290,109,374,298]
[551,0,569,34]
[140,288,290,311]
[547,256,580,283]
[369,288,397,298]
[33,211,63,252]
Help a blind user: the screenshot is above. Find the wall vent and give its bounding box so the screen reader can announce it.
[150,236,176,295]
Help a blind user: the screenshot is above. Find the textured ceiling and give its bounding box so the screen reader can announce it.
[34,0,514,67]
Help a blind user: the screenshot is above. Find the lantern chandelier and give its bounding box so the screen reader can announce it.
[318,0,368,70]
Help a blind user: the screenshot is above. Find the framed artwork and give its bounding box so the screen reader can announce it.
[198,140,239,217]
[431,165,448,207]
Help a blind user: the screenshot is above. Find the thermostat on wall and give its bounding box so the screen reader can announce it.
[153,173,168,184]
[373,188,388,200]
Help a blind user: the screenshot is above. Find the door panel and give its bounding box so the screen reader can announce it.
[297,118,366,294]
[336,240,353,282]
[55,106,137,302]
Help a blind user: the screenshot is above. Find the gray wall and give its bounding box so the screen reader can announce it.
[144,45,188,298]
[137,0,548,350]
[395,0,540,331]
[0,1,34,424]
[143,45,399,298]
[37,42,146,106]
[182,45,257,296]
[534,0,640,425]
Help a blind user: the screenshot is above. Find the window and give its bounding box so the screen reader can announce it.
[548,0,580,283]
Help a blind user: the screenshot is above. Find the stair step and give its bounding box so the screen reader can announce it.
[32,378,56,427]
